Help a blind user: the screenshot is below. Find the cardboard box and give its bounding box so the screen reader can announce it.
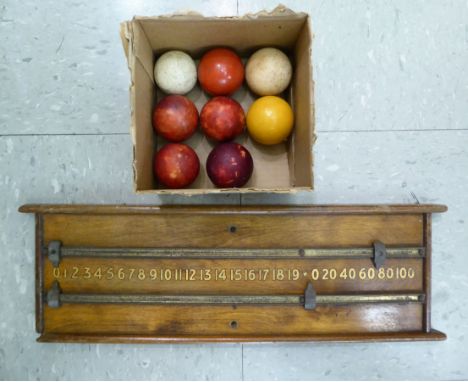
[120,6,315,194]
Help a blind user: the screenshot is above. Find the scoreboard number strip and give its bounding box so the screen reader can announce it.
[51,265,417,283]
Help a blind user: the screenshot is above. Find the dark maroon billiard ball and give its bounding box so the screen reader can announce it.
[206,142,253,188]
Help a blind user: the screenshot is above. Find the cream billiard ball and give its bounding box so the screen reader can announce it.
[246,47,292,96]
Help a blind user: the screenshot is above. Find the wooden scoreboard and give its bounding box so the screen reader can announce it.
[20,204,447,343]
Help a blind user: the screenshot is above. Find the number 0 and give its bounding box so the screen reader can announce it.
[311,269,319,281]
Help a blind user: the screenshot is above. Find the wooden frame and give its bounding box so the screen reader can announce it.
[20,204,447,343]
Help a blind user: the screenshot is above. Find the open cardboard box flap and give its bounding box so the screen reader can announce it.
[121,5,315,195]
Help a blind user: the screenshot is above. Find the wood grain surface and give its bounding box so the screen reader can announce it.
[43,303,423,336]
[20,203,448,215]
[18,204,447,343]
[42,213,424,248]
[36,330,447,344]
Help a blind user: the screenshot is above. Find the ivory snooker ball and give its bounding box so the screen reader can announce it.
[154,50,197,95]
[246,47,292,96]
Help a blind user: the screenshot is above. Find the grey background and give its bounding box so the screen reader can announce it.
[0,0,467,379]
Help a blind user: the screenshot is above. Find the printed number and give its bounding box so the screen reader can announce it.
[83,267,91,279]
[340,269,347,280]
[400,267,407,279]
[162,269,171,281]
[106,267,114,280]
[260,269,269,281]
[53,267,60,278]
[138,269,146,280]
[322,269,329,280]
[378,268,386,280]
[276,269,284,281]
[359,268,367,280]
[189,269,196,281]
[322,268,336,280]
[118,268,125,280]
[150,269,157,280]
[216,269,227,281]
[386,268,394,279]
[71,266,79,279]
[233,269,242,281]
[287,269,300,281]
[93,267,102,280]
[311,269,320,281]
[199,269,211,281]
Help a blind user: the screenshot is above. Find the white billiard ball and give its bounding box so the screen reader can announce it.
[154,50,197,95]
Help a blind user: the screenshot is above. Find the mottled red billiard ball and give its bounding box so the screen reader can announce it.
[206,142,253,188]
[154,143,200,188]
[200,96,245,142]
[152,95,198,142]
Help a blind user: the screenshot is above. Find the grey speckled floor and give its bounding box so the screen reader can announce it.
[1,0,467,380]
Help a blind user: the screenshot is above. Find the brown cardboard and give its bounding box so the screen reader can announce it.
[121,5,315,194]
